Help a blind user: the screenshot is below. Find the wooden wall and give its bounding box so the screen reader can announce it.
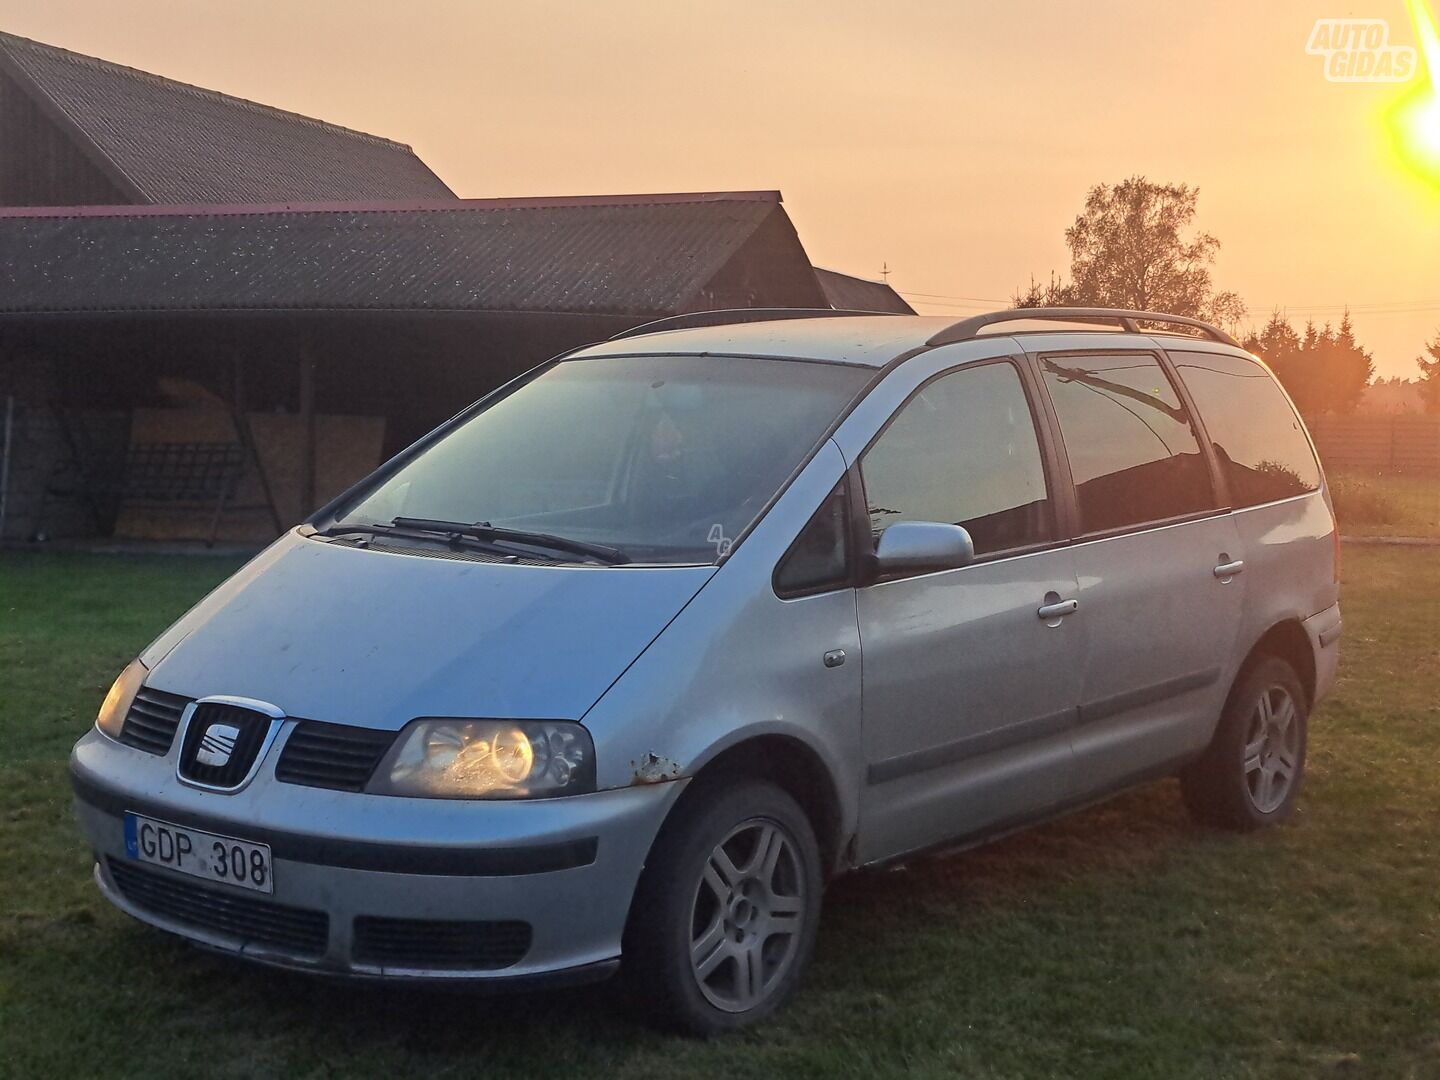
[116,408,386,543]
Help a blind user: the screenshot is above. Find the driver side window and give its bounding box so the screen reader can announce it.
[860,362,1053,558]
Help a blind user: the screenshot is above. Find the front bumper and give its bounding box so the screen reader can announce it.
[71,729,684,983]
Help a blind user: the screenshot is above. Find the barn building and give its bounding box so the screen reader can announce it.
[0,32,908,543]
[813,267,914,315]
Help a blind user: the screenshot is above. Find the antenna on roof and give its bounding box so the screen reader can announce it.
[880,262,890,283]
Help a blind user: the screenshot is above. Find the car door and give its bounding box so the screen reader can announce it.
[852,356,1085,863]
[1032,348,1246,794]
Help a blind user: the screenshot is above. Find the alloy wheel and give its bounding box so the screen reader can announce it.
[688,818,807,1013]
[1243,685,1301,814]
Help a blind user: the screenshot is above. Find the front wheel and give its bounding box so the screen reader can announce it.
[624,779,823,1035]
[1181,655,1309,829]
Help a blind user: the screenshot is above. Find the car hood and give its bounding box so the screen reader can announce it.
[143,532,715,729]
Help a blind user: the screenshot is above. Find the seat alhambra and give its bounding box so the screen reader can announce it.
[72,308,1341,1034]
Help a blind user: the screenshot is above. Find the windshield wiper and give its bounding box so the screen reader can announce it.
[389,516,631,565]
[317,520,509,551]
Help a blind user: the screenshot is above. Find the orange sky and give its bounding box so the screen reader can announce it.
[2,0,1437,377]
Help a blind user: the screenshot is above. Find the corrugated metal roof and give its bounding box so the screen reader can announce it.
[813,267,915,314]
[0,32,455,203]
[0,192,812,316]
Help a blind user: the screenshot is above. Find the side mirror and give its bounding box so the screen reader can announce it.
[873,521,976,578]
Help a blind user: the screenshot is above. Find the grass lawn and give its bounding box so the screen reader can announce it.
[2,548,1438,1078]
[1329,471,1440,539]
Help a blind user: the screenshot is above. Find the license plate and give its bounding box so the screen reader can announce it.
[124,813,273,894]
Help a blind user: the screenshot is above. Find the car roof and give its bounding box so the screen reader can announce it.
[569,314,1250,370]
[571,315,957,367]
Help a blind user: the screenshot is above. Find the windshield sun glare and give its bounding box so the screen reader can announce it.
[336,355,867,565]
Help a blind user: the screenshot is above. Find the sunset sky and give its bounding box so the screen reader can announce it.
[2,0,1437,377]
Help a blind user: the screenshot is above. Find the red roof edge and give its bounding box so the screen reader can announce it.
[0,190,784,220]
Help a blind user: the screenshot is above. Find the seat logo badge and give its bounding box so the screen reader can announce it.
[196,723,241,767]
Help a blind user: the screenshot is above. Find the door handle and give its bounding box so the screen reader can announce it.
[1036,598,1078,621]
[1213,559,1245,580]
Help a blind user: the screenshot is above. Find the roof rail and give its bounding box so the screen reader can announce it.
[925,307,1240,348]
[609,307,897,341]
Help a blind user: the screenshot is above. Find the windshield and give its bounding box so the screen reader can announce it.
[333,354,869,564]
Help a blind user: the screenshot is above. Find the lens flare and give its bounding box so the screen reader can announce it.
[1392,0,1440,184]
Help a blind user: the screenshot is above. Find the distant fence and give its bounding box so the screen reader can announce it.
[1307,415,1440,474]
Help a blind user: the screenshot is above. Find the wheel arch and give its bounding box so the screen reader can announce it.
[1241,618,1317,709]
[636,728,851,882]
[686,734,847,876]
[618,729,849,980]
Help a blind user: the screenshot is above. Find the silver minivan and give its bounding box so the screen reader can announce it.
[72,308,1341,1033]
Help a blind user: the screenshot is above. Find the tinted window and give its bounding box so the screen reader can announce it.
[1041,353,1217,534]
[1170,351,1320,507]
[774,482,850,596]
[861,362,1051,556]
[338,355,867,564]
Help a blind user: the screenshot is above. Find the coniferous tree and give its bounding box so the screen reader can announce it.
[1323,313,1374,414]
[1417,331,1440,414]
[1244,311,1374,416]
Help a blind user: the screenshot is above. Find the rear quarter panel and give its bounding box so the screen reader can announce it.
[1231,489,1339,653]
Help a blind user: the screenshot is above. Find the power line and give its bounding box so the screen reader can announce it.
[895,283,1440,322]
[905,300,999,313]
[1249,303,1440,317]
[898,288,1012,305]
[903,292,1440,318]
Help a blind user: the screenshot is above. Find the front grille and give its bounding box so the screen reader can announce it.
[275,721,396,792]
[107,858,329,957]
[177,702,273,788]
[352,915,532,970]
[118,687,191,755]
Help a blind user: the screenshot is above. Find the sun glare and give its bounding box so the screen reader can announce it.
[1391,0,1440,184]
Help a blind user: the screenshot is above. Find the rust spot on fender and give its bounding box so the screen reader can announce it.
[630,751,684,785]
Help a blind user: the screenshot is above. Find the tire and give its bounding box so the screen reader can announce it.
[1181,655,1308,830]
[623,778,823,1035]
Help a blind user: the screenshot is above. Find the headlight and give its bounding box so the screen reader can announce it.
[367,719,596,799]
[96,658,148,739]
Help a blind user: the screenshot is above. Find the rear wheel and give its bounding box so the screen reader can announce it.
[624,779,822,1035]
[1181,656,1308,829]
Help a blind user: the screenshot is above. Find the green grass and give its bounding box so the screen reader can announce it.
[1330,471,1440,538]
[3,549,1439,1078]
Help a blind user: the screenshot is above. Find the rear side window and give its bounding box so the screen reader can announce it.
[1169,350,1320,507]
[860,361,1052,557]
[1040,353,1217,535]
